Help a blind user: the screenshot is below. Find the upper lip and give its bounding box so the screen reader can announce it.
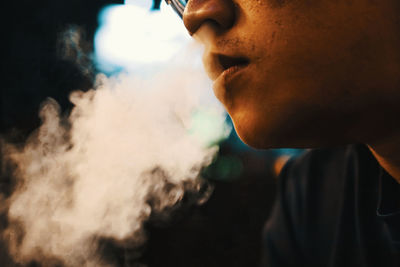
[205,53,250,81]
[218,54,249,71]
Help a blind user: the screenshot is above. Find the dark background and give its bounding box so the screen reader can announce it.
[0,1,282,266]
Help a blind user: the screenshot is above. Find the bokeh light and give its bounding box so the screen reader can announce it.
[94,1,190,74]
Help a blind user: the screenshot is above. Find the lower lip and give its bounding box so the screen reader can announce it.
[213,64,248,100]
[221,64,247,81]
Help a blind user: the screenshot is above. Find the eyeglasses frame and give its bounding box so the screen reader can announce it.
[165,0,186,18]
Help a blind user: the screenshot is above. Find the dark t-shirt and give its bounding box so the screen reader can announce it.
[262,145,400,267]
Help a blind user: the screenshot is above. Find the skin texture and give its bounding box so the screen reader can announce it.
[182,0,400,182]
[182,0,400,145]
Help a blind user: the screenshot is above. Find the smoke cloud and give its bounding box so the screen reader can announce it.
[58,25,95,79]
[2,35,228,266]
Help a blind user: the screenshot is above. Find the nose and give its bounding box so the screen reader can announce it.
[183,0,236,35]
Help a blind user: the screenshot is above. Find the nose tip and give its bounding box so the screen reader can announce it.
[183,0,236,36]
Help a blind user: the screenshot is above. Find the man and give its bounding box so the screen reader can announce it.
[165,0,400,266]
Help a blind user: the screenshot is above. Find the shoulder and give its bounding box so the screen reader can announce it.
[262,144,379,266]
[282,144,370,180]
[279,144,375,199]
[276,144,378,229]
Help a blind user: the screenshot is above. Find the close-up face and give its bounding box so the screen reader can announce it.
[173,0,400,148]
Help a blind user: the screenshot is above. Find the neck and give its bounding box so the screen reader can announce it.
[368,132,400,184]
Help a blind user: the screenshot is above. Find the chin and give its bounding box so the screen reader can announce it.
[234,123,309,149]
[234,126,287,149]
[231,116,278,149]
[227,107,290,149]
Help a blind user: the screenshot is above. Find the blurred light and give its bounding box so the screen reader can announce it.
[125,0,152,9]
[203,155,243,181]
[94,1,190,74]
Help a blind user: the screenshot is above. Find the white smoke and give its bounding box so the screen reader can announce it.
[2,42,229,266]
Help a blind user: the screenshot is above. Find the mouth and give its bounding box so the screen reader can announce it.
[203,51,250,81]
[210,54,250,103]
[217,55,250,78]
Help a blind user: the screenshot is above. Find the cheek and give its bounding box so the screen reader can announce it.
[224,52,360,148]
[227,0,400,148]
[241,8,376,113]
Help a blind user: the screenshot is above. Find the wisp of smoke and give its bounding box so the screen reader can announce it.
[2,39,229,266]
[58,25,94,79]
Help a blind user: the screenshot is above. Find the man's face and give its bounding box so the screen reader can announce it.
[182,0,400,148]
